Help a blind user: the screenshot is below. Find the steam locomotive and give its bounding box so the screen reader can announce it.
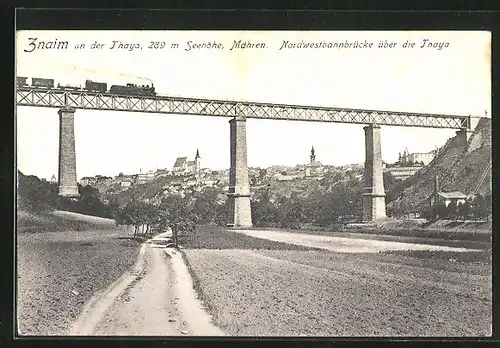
[16,76,156,97]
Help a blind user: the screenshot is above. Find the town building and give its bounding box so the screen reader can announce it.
[120,180,132,188]
[429,191,468,207]
[304,146,325,178]
[80,176,96,186]
[172,149,201,175]
[386,147,436,181]
[137,169,155,184]
[398,147,436,166]
[386,166,422,181]
[428,174,468,208]
[275,173,302,181]
[155,168,170,178]
[119,175,135,187]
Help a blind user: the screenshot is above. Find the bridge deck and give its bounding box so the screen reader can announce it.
[16,88,471,129]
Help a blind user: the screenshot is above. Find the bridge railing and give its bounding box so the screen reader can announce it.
[16,87,471,129]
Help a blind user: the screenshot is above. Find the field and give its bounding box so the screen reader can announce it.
[16,210,141,335]
[16,213,492,337]
[259,227,491,250]
[180,225,320,251]
[285,220,492,244]
[17,210,98,233]
[182,226,492,337]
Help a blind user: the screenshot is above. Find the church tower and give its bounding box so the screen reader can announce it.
[194,149,201,174]
[310,146,316,164]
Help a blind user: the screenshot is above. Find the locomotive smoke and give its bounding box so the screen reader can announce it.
[33,59,153,86]
[117,73,152,86]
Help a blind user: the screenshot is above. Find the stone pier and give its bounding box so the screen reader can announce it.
[362,124,386,221]
[455,116,479,147]
[227,116,252,228]
[58,108,80,197]
[455,128,473,147]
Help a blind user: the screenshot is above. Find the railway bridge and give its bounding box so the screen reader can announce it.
[16,87,475,225]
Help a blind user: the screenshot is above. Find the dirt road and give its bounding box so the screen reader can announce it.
[231,229,481,253]
[70,234,224,336]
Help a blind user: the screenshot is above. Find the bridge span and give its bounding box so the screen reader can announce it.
[16,87,476,225]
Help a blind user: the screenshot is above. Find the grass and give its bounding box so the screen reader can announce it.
[353,227,492,242]
[381,249,492,264]
[17,210,97,233]
[179,250,226,332]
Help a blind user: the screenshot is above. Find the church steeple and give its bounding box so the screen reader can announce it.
[310,146,316,164]
[194,148,201,175]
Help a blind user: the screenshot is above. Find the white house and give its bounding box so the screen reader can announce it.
[429,191,468,207]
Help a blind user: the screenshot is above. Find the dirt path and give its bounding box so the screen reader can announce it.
[232,229,481,253]
[70,234,224,336]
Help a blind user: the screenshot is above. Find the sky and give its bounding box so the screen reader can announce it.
[16,30,491,180]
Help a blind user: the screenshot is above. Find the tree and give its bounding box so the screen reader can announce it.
[62,184,112,218]
[114,200,150,239]
[251,190,279,227]
[457,202,470,221]
[445,202,458,220]
[472,194,489,221]
[435,201,448,220]
[484,192,492,221]
[314,192,341,226]
[214,199,232,226]
[157,196,197,247]
[278,195,307,229]
[107,197,121,218]
[418,203,433,221]
[17,171,58,212]
[192,187,221,224]
[142,203,160,236]
[383,171,397,192]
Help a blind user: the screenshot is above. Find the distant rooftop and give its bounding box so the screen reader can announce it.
[173,157,188,167]
[437,191,467,199]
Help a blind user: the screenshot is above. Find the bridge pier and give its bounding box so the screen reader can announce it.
[227,116,252,228]
[362,124,386,221]
[455,128,473,147]
[58,108,80,198]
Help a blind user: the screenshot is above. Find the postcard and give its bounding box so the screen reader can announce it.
[16,29,491,337]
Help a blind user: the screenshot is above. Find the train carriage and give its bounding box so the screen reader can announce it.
[32,77,54,89]
[85,80,107,93]
[18,76,156,96]
[57,83,82,91]
[16,77,28,88]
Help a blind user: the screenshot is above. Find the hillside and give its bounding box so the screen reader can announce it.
[387,117,492,211]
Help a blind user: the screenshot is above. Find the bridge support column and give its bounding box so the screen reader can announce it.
[58,108,80,198]
[455,129,473,147]
[227,116,252,228]
[362,124,386,221]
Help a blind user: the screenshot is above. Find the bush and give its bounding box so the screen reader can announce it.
[18,170,113,219]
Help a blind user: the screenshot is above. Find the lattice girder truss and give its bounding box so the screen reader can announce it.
[16,88,471,129]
